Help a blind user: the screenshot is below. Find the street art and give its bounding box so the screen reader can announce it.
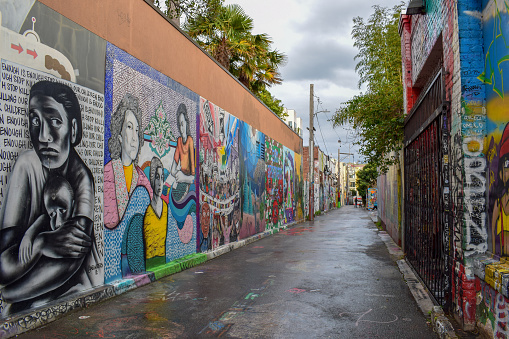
[0,3,105,318]
[265,137,283,228]
[478,280,509,338]
[367,188,377,210]
[295,153,304,220]
[103,43,198,283]
[483,0,509,257]
[0,0,305,328]
[239,122,266,238]
[198,98,240,251]
[283,147,295,224]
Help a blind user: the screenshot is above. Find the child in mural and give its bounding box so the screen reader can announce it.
[19,175,75,265]
[143,157,168,269]
[170,103,195,202]
[492,123,509,254]
[104,93,153,229]
[0,81,98,316]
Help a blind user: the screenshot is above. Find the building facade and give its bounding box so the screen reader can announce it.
[399,0,509,335]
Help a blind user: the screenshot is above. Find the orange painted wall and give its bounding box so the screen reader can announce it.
[39,0,302,153]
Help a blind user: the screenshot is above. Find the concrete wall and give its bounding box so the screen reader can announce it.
[377,161,401,246]
[0,1,303,335]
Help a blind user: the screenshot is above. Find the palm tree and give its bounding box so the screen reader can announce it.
[184,4,286,95]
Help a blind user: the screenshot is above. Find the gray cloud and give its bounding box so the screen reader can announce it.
[282,38,358,85]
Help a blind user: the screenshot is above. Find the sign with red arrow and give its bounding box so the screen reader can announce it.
[27,49,38,59]
[11,43,23,54]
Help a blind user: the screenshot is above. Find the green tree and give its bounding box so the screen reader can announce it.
[184,4,287,117]
[333,4,404,174]
[154,0,224,22]
[356,163,377,200]
[257,89,287,118]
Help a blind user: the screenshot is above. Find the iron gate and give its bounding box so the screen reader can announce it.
[404,69,451,308]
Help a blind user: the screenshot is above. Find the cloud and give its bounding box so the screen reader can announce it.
[282,38,358,85]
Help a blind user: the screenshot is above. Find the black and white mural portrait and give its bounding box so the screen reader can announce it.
[0,79,104,316]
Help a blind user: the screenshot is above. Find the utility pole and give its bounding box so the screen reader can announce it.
[308,84,314,221]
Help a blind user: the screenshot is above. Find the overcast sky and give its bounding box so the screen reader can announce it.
[224,0,404,163]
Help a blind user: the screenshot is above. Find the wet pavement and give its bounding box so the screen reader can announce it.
[19,206,437,338]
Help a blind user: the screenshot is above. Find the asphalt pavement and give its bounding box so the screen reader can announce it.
[18,206,437,338]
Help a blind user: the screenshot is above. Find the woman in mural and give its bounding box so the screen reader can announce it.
[492,123,509,255]
[143,157,168,269]
[0,81,97,315]
[104,93,153,229]
[170,103,195,202]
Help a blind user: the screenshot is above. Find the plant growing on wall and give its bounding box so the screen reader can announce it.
[332,4,405,174]
[154,0,224,22]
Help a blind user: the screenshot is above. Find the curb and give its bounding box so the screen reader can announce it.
[373,214,458,339]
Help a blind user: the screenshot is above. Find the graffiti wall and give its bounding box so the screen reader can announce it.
[265,136,283,229]
[283,146,295,224]
[367,188,377,210]
[0,0,304,330]
[0,2,105,317]
[482,0,509,257]
[295,153,304,220]
[239,122,266,239]
[103,43,198,283]
[198,98,240,251]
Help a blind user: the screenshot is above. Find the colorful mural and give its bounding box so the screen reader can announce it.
[367,188,377,210]
[483,0,509,257]
[295,153,304,220]
[239,122,266,238]
[103,43,198,283]
[198,98,240,252]
[265,137,283,228]
[0,0,304,328]
[283,146,296,223]
[0,2,105,317]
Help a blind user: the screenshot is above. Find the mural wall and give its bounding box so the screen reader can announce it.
[0,2,105,317]
[198,98,240,252]
[0,0,304,330]
[483,0,509,257]
[239,122,266,238]
[265,136,283,229]
[103,43,199,283]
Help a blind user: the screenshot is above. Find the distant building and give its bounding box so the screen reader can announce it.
[283,108,302,137]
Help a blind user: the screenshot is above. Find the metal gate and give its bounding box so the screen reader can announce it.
[403,69,451,308]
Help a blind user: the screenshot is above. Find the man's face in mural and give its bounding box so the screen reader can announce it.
[119,109,139,165]
[29,95,76,169]
[178,113,187,139]
[154,167,164,197]
[201,204,210,237]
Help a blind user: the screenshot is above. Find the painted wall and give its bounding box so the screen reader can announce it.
[198,98,240,252]
[378,164,400,245]
[474,0,509,336]
[367,188,377,211]
[401,0,509,333]
[0,0,303,333]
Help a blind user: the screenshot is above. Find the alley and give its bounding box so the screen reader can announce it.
[19,207,436,338]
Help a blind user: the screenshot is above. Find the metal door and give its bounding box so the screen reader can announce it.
[403,69,451,308]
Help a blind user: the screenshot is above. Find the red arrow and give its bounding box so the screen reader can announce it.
[11,43,23,54]
[27,49,38,59]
